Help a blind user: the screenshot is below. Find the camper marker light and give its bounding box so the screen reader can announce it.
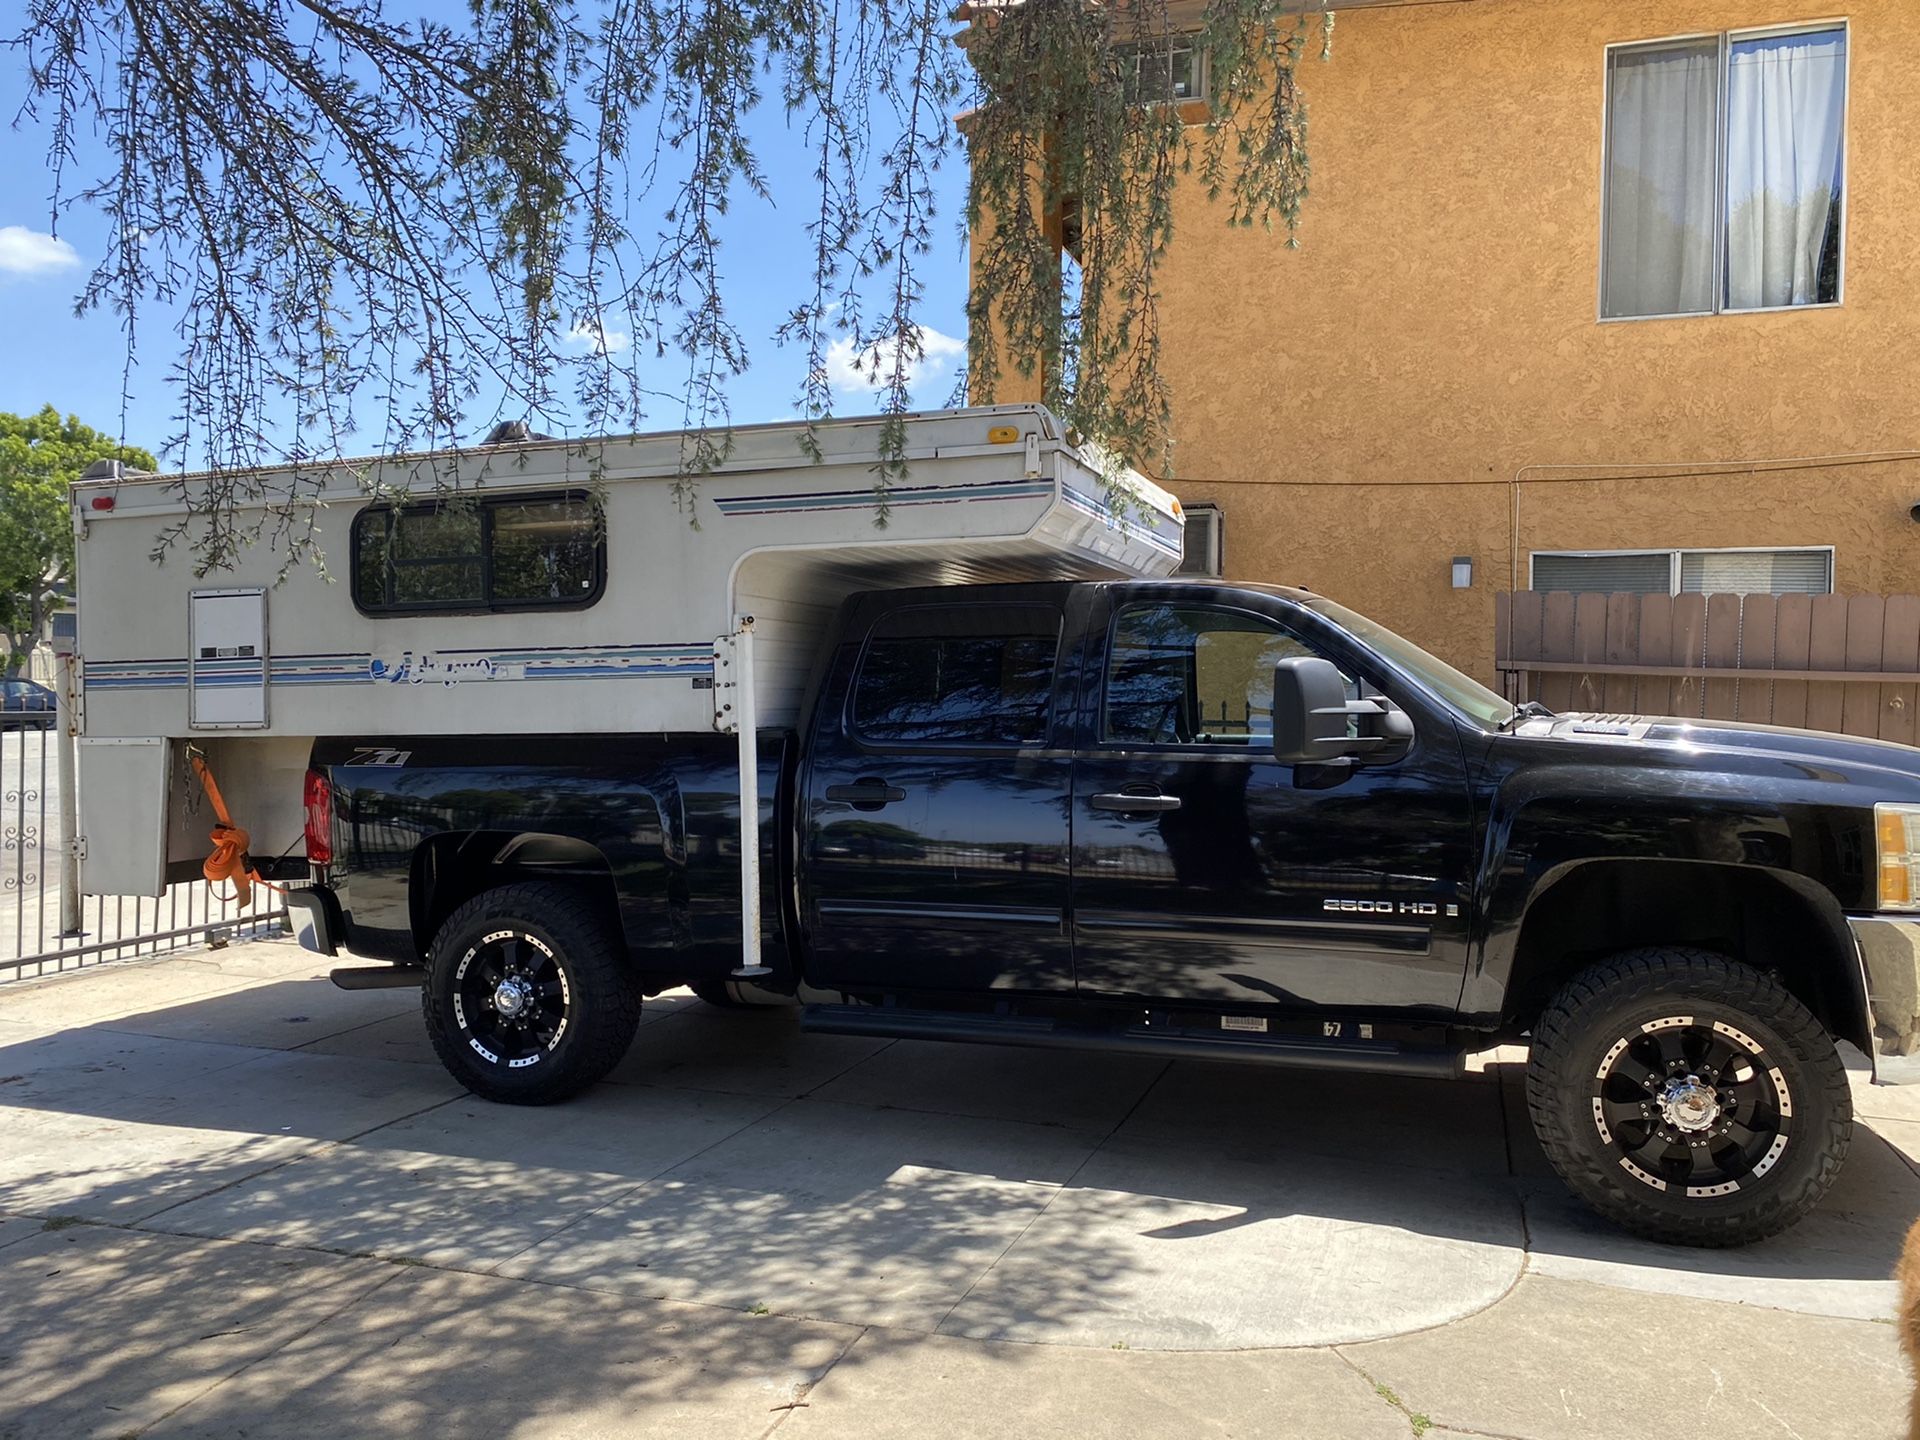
[89,496,115,511]
[1876,803,1920,911]
[987,425,1019,444]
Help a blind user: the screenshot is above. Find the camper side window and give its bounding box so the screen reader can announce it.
[352,492,604,615]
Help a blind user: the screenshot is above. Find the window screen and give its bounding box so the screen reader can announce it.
[1104,604,1349,746]
[851,604,1060,746]
[353,491,603,615]
[491,498,602,603]
[1679,549,1831,595]
[1531,553,1674,594]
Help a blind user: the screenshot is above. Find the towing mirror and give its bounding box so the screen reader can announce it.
[1271,657,1414,768]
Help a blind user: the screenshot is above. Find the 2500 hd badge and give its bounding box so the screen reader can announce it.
[1323,897,1460,918]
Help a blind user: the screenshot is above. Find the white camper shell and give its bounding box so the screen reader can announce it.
[70,404,1182,971]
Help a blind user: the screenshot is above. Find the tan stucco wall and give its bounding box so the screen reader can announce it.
[982,0,1920,683]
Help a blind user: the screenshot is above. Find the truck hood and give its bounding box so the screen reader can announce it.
[1508,711,1920,794]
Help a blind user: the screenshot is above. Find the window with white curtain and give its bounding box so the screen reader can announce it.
[1602,25,1846,320]
[1532,548,1833,596]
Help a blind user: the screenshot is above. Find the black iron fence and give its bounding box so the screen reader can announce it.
[0,724,286,982]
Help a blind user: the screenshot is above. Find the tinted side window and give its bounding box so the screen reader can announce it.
[1103,604,1354,746]
[852,604,1060,746]
[352,491,603,615]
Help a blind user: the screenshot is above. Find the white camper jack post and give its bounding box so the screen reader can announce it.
[716,614,771,980]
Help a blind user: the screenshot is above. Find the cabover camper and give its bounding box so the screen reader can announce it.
[70,404,1183,981]
[69,402,1920,1248]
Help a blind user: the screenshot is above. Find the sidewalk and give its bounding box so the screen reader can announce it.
[0,938,1912,1439]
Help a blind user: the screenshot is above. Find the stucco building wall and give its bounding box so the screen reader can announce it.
[980,0,1920,684]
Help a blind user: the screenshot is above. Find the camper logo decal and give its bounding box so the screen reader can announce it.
[369,651,526,686]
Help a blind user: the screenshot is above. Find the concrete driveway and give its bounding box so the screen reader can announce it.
[0,938,1913,1439]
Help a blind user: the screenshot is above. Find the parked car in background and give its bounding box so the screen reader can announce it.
[0,677,55,730]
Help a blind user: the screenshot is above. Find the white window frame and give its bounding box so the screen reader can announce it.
[1116,36,1210,106]
[1597,19,1851,323]
[1529,545,1835,594]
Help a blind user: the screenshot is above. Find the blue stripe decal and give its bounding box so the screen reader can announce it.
[86,643,717,692]
[1060,485,1184,559]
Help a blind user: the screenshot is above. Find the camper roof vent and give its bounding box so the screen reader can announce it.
[481,421,556,446]
[79,459,150,482]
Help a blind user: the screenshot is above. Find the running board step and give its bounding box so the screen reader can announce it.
[800,1004,1462,1079]
[329,965,425,991]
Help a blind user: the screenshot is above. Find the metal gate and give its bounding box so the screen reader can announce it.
[1,723,286,982]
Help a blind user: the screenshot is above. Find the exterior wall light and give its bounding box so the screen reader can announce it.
[1451,556,1473,589]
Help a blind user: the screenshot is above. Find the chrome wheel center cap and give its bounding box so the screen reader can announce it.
[493,976,533,1018]
[1659,1076,1721,1133]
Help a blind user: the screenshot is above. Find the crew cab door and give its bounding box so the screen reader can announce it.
[1068,590,1476,1019]
[802,592,1076,993]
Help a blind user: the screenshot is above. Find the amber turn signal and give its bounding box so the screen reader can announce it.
[1876,804,1920,911]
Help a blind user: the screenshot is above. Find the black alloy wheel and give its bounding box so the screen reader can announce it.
[1527,947,1851,1246]
[1590,1014,1792,1199]
[453,928,572,1070]
[423,881,640,1104]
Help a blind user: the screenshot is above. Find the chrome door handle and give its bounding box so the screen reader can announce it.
[1090,791,1182,813]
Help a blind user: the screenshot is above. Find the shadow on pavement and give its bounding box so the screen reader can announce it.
[0,968,1911,1352]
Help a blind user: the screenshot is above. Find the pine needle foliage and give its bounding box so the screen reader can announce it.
[10,0,1327,566]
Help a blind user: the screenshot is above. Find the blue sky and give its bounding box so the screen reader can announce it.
[0,14,975,465]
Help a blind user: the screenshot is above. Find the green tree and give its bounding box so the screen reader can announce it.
[0,408,156,674]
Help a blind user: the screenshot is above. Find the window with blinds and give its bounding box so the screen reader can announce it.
[1679,549,1832,594]
[1532,548,1832,596]
[1531,552,1674,594]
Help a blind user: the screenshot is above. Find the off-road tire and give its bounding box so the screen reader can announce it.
[423,882,640,1105]
[1527,947,1851,1247]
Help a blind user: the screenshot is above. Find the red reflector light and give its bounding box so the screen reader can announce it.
[89,496,115,511]
[303,768,333,866]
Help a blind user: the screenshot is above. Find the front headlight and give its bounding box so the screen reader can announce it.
[1876,803,1920,911]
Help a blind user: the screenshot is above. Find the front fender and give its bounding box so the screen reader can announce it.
[1465,762,1871,1052]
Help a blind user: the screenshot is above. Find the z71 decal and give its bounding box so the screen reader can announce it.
[346,747,413,768]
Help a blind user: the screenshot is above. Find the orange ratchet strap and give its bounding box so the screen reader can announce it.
[187,747,275,910]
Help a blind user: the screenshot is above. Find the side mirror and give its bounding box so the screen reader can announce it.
[1271,657,1413,768]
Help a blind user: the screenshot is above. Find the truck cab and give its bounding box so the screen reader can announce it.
[799,581,1474,1022]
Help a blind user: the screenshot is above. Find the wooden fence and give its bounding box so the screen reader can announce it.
[1495,591,1920,744]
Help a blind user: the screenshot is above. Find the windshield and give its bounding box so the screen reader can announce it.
[1300,595,1517,729]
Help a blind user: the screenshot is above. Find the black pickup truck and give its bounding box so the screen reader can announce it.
[290,579,1920,1246]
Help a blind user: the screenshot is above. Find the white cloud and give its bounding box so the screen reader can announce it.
[0,226,80,276]
[821,325,966,402]
[566,318,631,355]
